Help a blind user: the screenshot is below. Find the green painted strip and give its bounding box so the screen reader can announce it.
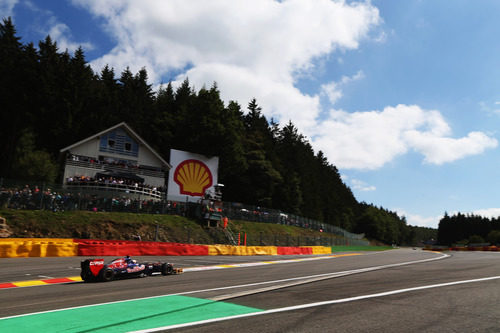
[0,295,263,333]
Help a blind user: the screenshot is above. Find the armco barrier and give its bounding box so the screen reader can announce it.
[137,242,209,256]
[0,238,332,258]
[425,245,500,252]
[0,238,78,258]
[208,245,278,256]
[310,246,331,255]
[277,247,313,255]
[74,239,209,256]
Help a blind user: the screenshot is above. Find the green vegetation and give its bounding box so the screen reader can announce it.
[0,209,353,246]
[438,212,500,245]
[0,18,436,245]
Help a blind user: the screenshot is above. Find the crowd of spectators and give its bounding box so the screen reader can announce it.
[66,175,165,196]
[0,183,363,240]
[67,154,164,172]
[0,184,190,215]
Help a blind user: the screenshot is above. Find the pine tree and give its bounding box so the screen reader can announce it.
[0,18,35,176]
[152,82,176,157]
[241,99,282,206]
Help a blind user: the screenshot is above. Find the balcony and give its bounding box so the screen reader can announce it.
[64,181,164,200]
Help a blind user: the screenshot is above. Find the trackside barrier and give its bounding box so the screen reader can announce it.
[452,245,500,252]
[208,245,278,256]
[139,242,209,256]
[74,240,209,256]
[277,247,312,255]
[0,238,332,257]
[0,238,78,258]
[424,245,500,252]
[310,246,332,255]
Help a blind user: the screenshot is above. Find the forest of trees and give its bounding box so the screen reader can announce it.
[0,18,436,245]
[437,213,500,246]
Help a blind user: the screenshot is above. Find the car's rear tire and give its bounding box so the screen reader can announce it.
[161,263,173,275]
[101,267,115,282]
[81,271,94,282]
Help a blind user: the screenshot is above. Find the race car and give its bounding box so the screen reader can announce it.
[80,256,183,282]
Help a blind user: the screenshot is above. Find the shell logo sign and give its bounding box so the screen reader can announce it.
[168,149,219,201]
[173,159,213,196]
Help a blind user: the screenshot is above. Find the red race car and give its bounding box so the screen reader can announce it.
[80,256,183,282]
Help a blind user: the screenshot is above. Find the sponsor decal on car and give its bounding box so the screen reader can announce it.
[108,259,127,269]
[126,265,145,273]
[89,259,104,276]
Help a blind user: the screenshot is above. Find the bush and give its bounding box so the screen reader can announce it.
[468,234,485,244]
[487,230,500,245]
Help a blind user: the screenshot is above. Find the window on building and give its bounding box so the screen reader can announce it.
[99,129,139,157]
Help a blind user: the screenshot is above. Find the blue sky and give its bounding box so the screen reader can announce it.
[2,0,500,228]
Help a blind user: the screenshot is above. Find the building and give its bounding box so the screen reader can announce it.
[60,122,171,200]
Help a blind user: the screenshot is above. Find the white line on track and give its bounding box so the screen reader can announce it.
[181,254,341,272]
[208,252,451,301]
[131,275,500,332]
[0,251,448,321]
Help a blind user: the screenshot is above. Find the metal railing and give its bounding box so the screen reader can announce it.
[0,177,368,245]
[221,202,365,240]
[65,155,166,178]
[64,181,163,199]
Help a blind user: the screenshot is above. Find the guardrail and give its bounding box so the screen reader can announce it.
[0,177,368,245]
[64,182,163,199]
[0,238,333,258]
[65,159,166,178]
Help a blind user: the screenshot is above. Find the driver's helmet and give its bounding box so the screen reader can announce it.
[131,260,137,264]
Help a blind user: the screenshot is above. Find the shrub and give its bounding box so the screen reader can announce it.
[487,230,500,245]
[468,234,485,244]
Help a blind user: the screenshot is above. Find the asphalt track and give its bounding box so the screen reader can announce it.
[1,249,500,332]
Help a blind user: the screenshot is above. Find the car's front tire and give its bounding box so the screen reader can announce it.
[161,263,173,275]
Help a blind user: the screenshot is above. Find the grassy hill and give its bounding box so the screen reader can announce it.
[0,209,360,247]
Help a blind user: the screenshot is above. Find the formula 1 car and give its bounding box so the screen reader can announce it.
[80,256,183,282]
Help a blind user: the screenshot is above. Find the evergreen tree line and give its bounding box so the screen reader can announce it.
[438,213,500,245]
[0,18,434,244]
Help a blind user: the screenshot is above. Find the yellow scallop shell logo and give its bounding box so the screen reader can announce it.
[173,159,213,196]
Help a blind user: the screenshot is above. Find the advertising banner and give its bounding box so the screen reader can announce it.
[167,149,219,202]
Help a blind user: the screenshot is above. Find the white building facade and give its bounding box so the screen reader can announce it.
[60,122,171,200]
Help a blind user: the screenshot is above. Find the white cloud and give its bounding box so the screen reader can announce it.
[320,82,343,105]
[3,0,93,54]
[405,130,497,165]
[480,101,500,115]
[312,104,498,169]
[320,70,364,105]
[396,209,441,229]
[0,0,18,18]
[350,178,376,192]
[407,214,441,229]
[471,208,500,219]
[48,23,94,53]
[73,0,380,126]
[70,0,497,170]
[397,207,500,229]
[173,62,321,131]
